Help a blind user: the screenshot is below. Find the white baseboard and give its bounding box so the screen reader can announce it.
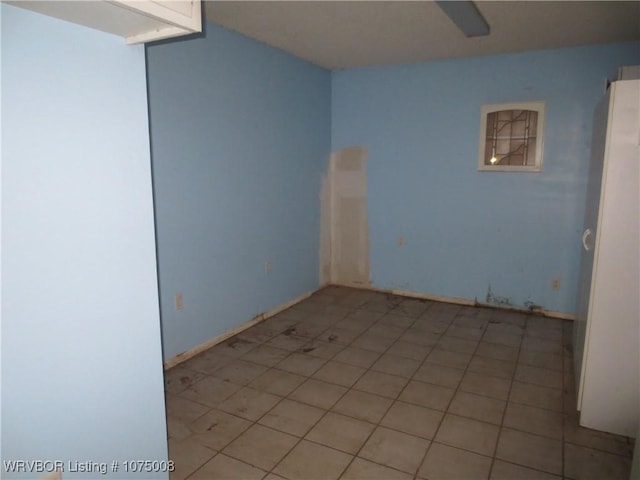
[337,283,576,321]
[164,289,314,370]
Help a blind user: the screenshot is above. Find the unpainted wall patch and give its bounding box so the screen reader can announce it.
[320,146,370,287]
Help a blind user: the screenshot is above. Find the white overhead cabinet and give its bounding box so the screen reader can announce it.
[573,78,640,438]
[8,1,202,44]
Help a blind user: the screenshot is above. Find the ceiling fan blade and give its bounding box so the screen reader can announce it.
[436,1,490,37]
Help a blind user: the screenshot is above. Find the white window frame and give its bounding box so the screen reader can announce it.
[478,101,546,172]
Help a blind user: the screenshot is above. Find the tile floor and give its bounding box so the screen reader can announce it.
[164,286,635,480]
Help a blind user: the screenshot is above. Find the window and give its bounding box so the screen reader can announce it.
[478,101,545,172]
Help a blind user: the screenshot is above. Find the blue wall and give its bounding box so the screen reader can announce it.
[332,42,640,314]
[1,5,168,478]
[146,22,331,360]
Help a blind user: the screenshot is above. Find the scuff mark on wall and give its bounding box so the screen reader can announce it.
[485,285,512,306]
[524,300,544,312]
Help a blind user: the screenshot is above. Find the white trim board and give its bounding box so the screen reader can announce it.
[356,284,576,321]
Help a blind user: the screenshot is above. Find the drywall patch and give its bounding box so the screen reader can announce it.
[319,170,332,285]
[320,146,370,287]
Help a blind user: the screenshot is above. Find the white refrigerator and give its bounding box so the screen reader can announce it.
[573,78,639,438]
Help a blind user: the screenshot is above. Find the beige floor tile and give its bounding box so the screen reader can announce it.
[178,375,244,408]
[277,352,327,376]
[485,322,524,337]
[300,340,345,359]
[514,364,562,389]
[412,317,451,335]
[289,378,348,409]
[459,371,511,400]
[399,379,455,411]
[521,336,562,354]
[496,428,562,475]
[305,412,375,454]
[424,302,460,321]
[490,460,561,479]
[435,414,499,456]
[211,359,269,386]
[166,394,211,422]
[380,312,418,328]
[351,332,396,353]
[240,344,290,367]
[435,335,479,354]
[426,349,472,369]
[236,325,276,344]
[333,346,381,368]
[189,453,266,480]
[418,442,492,480]
[518,350,563,372]
[525,325,563,341]
[347,308,386,322]
[371,353,421,378]
[332,389,394,423]
[475,342,519,362]
[367,323,405,340]
[259,399,325,437]
[249,368,306,396]
[445,325,485,341]
[453,311,489,329]
[412,363,464,389]
[400,327,441,346]
[319,326,362,345]
[467,355,516,380]
[266,333,309,352]
[164,366,207,395]
[564,443,632,480]
[167,417,192,441]
[380,401,443,439]
[218,387,281,421]
[168,437,216,480]
[503,402,563,439]
[274,440,353,480]
[483,330,522,348]
[223,424,298,470]
[359,300,394,315]
[183,350,234,375]
[394,299,431,318]
[360,426,430,473]
[448,391,506,425]
[386,340,430,361]
[313,360,366,387]
[341,457,413,480]
[526,317,563,331]
[263,474,289,480]
[215,337,259,357]
[509,381,562,412]
[563,419,634,457]
[294,319,334,338]
[188,408,252,451]
[353,370,408,399]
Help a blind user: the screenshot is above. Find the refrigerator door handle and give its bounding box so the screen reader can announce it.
[582,228,593,251]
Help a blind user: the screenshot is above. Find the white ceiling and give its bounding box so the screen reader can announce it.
[204,1,640,69]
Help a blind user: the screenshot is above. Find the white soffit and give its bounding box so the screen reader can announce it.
[204,1,640,69]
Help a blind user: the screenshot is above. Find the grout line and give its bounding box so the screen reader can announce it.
[486,311,525,479]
